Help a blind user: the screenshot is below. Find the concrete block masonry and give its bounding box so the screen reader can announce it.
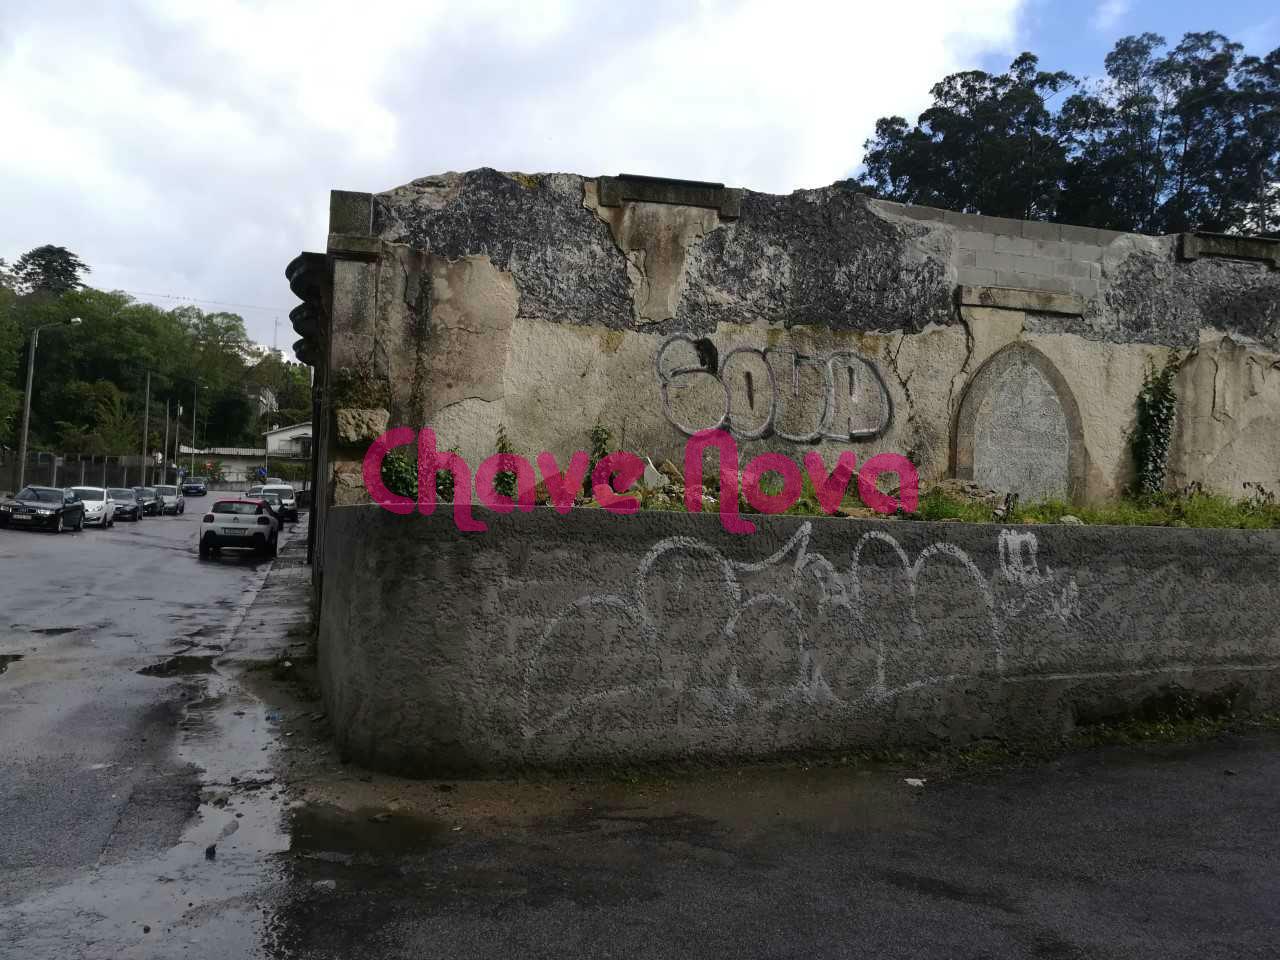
[319,504,1280,775]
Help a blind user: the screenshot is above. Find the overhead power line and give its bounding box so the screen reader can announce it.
[118,289,291,313]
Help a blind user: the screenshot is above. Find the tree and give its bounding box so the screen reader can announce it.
[13,245,90,295]
[858,53,1074,220]
[857,32,1280,235]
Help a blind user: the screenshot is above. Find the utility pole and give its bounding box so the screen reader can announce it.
[17,317,82,490]
[162,399,170,485]
[190,383,198,477]
[141,370,151,486]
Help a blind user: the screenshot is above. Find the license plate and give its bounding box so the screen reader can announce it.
[13,515,31,522]
[220,527,248,536]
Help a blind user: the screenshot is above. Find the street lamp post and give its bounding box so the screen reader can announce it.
[17,317,81,491]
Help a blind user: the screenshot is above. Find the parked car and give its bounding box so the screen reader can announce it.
[109,487,144,522]
[155,484,185,514]
[134,486,161,516]
[0,486,86,532]
[199,499,279,559]
[248,484,298,522]
[71,486,116,528]
[254,490,286,524]
[181,476,208,496]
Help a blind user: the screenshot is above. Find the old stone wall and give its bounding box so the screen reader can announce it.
[319,505,1280,775]
[310,170,1280,506]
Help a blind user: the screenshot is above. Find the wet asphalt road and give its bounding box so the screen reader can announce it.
[0,503,280,955]
[3,506,1280,958]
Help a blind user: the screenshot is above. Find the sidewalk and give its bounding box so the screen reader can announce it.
[222,511,314,665]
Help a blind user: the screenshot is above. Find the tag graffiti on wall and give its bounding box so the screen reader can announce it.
[655,333,894,442]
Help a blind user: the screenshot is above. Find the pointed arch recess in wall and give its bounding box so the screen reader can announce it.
[952,343,1089,503]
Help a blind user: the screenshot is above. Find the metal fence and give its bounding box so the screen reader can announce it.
[0,451,312,497]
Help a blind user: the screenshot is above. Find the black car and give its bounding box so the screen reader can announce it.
[0,486,86,532]
[134,486,161,516]
[182,477,208,496]
[109,487,144,522]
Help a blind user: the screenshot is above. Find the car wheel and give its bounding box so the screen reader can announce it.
[268,535,278,558]
[199,537,211,559]
[73,512,83,531]
[53,515,64,534]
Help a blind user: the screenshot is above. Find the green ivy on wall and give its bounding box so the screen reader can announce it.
[1131,355,1179,496]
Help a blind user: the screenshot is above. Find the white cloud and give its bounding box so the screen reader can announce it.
[0,0,1025,346]
[1091,0,1129,32]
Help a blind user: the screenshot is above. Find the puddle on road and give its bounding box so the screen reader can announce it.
[0,671,293,959]
[290,804,448,859]
[138,655,219,678]
[0,653,24,674]
[28,626,78,635]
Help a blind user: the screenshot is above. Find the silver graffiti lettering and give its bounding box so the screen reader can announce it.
[656,334,894,442]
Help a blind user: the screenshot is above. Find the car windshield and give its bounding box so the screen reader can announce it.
[155,486,177,495]
[72,488,104,501]
[17,487,62,502]
[141,488,156,496]
[213,502,258,515]
[110,489,135,499]
[264,486,293,496]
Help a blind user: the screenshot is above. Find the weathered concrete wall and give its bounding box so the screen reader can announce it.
[310,169,1280,507]
[319,505,1280,775]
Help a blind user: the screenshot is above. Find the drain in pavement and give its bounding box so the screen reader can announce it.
[29,626,78,635]
[0,654,24,674]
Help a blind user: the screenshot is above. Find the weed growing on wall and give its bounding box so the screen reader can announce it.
[494,424,517,499]
[1131,355,1179,495]
[585,420,612,495]
[381,448,459,501]
[381,451,416,499]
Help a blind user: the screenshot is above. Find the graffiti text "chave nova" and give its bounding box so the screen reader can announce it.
[656,334,895,443]
[363,428,919,534]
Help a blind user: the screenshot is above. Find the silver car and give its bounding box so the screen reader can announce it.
[71,486,116,527]
[154,484,185,515]
[248,484,298,522]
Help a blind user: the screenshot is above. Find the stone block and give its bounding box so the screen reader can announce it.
[1021,220,1062,241]
[1057,224,1102,246]
[957,267,997,287]
[1055,260,1092,280]
[995,235,1034,256]
[955,230,995,253]
[1067,242,1103,263]
[977,251,1015,272]
[958,250,979,268]
[1180,232,1280,268]
[1032,239,1068,259]
[976,214,1024,237]
[1013,255,1056,278]
[336,407,390,445]
[329,190,374,236]
[957,284,1085,316]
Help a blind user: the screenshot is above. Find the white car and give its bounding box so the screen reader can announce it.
[154,484,185,514]
[71,486,116,528]
[199,499,279,559]
[247,484,298,522]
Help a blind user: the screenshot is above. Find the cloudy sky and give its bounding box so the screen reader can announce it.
[1,0,1276,349]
